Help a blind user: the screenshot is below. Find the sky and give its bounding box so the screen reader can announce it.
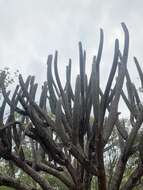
[0,0,143,116]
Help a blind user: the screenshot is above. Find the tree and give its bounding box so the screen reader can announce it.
[0,22,143,190]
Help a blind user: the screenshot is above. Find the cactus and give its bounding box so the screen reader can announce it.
[0,23,143,190]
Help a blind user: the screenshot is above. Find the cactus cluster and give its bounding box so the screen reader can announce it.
[0,23,143,190]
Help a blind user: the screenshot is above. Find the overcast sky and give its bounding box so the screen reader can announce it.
[0,0,143,116]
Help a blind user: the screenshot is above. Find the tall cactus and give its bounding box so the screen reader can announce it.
[0,23,143,190]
